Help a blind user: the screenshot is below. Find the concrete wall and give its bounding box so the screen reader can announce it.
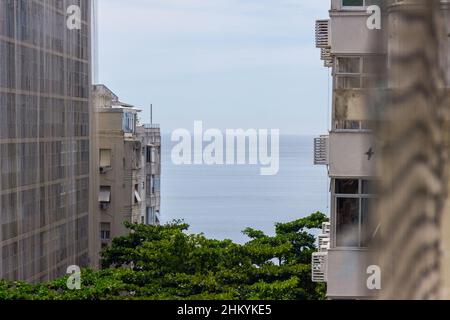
[329,132,376,177]
[333,89,382,121]
[327,248,378,299]
[330,12,385,55]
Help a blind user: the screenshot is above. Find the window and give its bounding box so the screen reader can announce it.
[155,211,160,225]
[334,179,378,248]
[146,207,154,225]
[99,186,111,203]
[146,175,152,195]
[336,57,362,89]
[99,149,111,168]
[100,223,111,241]
[134,146,141,168]
[334,120,376,131]
[147,146,157,164]
[134,184,141,204]
[336,197,359,247]
[146,175,160,195]
[342,0,364,6]
[335,179,358,194]
[342,0,380,8]
[146,146,152,163]
[122,112,135,133]
[337,57,360,73]
[151,147,156,163]
[335,56,386,89]
[154,176,160,193]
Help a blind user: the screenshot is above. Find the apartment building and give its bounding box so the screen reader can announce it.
[313,0,385,299]
[93,85,161,253]
[137,125,162,226]
[0,0,94,282]
[313,0,450,300]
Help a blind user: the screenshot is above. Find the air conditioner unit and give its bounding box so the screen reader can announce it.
[315,19,330,48]
[312,252,328,283]
[100,202,110,211]
[314,135,329,165]
[320,48,333,68]
[99,166,112,174]
[322,222,331,235]
[318,235,330,252]
[320,47,331,60]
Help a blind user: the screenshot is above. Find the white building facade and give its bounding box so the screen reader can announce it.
[313,0,385,299]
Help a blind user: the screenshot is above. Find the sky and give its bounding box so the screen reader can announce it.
[97,0,331,135]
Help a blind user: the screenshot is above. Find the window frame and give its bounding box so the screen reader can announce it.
[332,178,377,249]
[100,223,111,241]
[99,149,112,168]
[333,120,375,132]
[341,0,367,10]
[334,56,363,89]
[334,55,386,90]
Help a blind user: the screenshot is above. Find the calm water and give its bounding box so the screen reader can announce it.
[160,135,328,244]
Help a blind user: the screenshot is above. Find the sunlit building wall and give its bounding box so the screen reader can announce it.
[93,84,161,260]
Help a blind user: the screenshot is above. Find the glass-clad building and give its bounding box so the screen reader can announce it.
[0,0,93,282]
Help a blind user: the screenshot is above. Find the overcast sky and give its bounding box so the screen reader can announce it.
[97,0,331,135]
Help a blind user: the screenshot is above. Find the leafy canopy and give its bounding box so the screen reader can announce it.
[0,212,328,300]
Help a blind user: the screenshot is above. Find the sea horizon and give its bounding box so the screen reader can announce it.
[160,134,329,243]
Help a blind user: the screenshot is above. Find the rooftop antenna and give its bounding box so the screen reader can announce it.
[150,104,153,125]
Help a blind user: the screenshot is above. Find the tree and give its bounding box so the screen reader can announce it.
[0,212,328,300]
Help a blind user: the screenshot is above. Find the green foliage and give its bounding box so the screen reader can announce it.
[0,212,328,300]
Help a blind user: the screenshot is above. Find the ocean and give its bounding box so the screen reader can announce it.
[160,134,329,244]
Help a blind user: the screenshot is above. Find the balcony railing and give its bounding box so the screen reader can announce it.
[144,123,160,129]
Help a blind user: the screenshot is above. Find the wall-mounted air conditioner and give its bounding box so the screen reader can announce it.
[318,234,331,252]
[312,252,328,283]
[316,20,333,68]
[314,135,329,166]
[99,166,112,174]
[322,222,331,236]
[315,19,330,48]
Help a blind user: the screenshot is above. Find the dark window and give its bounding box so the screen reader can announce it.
[361,198,377,247]
[146,146,152,163]
[100,223,111,241]
[335,179,359,194]
[336,198,359,247]
[337,57,361,73]
[342,0,364,6]
[146,175,152,195]
[334,179,378,248]
[362,180,377,194]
